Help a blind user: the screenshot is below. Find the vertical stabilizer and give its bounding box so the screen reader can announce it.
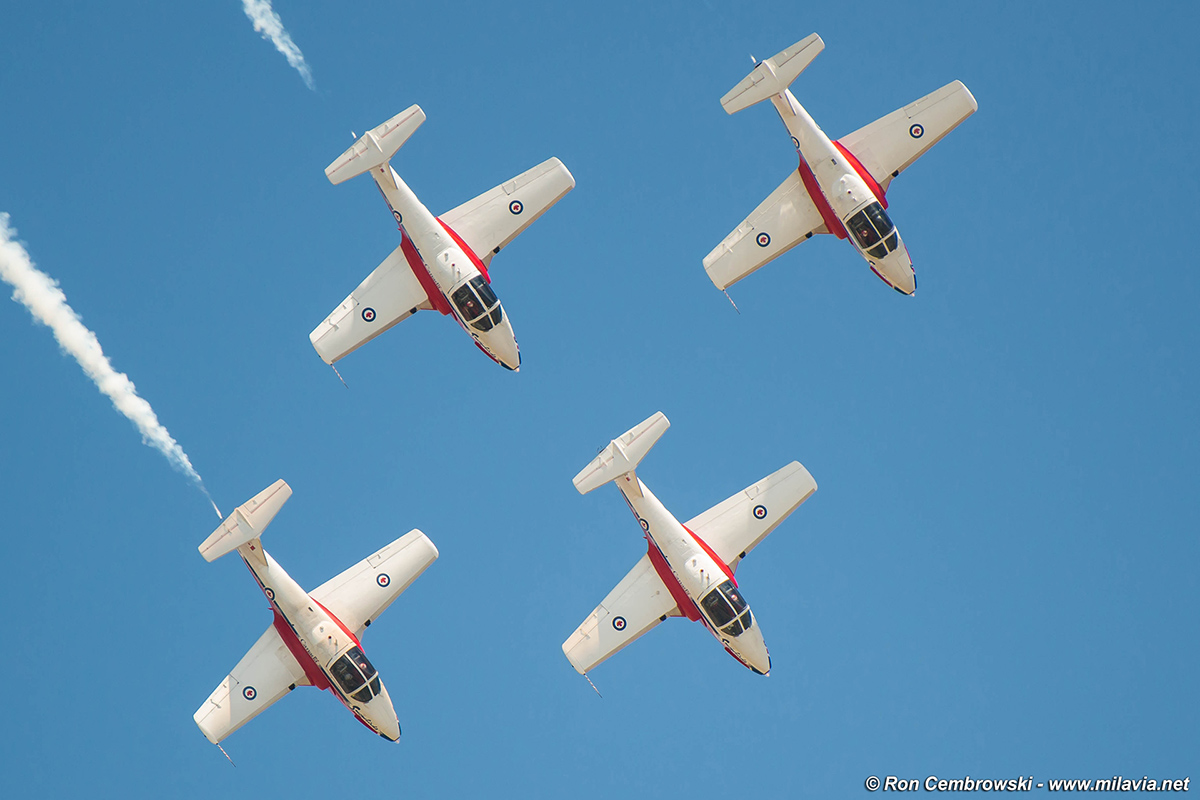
[325,105,426,185]
[720,34,824,114]
[199,480,292,562]
[573,413,670,495]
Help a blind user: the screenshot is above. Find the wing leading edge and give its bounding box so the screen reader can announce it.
[837,80,978,194]
[685,461,817,572]
[562,553,681,674]
[703,170,827,291]
[309,243,434,365]
[194,625,309,745]
[439,157,575,268]
[310,529,439,637]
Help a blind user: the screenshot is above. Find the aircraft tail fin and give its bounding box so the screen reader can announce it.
[199,480,292,562]
[573,412,670,495]
[720,33,824,115]
[325,105,426,185]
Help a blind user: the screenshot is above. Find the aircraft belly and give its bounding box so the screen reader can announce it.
[241,554,331,690]
[375,172,449,264]
[645,534,701,621]
[772,93,875,226]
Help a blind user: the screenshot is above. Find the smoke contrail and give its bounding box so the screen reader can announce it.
[242,0,315,90]
[0,213,222,519]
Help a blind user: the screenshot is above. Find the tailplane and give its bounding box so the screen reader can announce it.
[573,412,670,495]
[325,105,426,185]
[199,480,292,562]
[720,33,824,114]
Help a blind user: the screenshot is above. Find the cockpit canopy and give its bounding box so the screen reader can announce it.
[451,275,504,332]
[330,646,382,704]
[700,580,754,638]
[847,202,900,260]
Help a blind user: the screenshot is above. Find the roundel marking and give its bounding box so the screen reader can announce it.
[376,573,391,588]
[391,209,403,224]
[362,307,377,323]
[791,136,800,149]
[909,123,924,139]
[612,616,627,632]
[756,232,771,248]
[753,504,768,520]
[264,587,275,601]
[509,200,524,215]
[242,686,257,701]
[639,518,649,532]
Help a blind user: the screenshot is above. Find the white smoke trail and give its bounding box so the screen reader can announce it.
[0,213,222,519]
[242,0,315,90]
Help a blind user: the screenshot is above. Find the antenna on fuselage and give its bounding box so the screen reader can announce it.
[722,288,741,314]
[351,131,357,139]
[330,362,349,388]
[582,672,603,699]
[215,742,236,766]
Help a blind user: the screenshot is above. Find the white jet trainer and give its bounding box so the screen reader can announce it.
[704,33,977,296]
[563,413,817,678]
[194,481,438,747]
[311,105,575,371]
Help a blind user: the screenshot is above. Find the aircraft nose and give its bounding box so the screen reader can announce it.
[489,313,521,371]
[890,243,916,296]
[740,628,772,676]
[378,714,401,742]
[371,684,402,742]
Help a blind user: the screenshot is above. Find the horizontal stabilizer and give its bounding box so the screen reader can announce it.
[721,33,824,115]
[199,480,292,562]
[325,105,425,185]
[573,412,670,495]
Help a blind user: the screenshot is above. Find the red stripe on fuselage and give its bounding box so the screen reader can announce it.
[796,158,848,240]
[683,524,737,587]
[833,140,888,209]
[436,218,490,283]
[398,230,451,315]
[240,557,332,691]
[645,534,702,621]
[271,608,331,691]
[309,599,383,734]
[724,644,754,671]
[312,598,362,650]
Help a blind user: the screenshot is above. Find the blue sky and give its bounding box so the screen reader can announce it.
[1,1,1196,796]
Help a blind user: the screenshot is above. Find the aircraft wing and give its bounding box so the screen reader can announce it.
[309,243,434,365]
[310,529,438,637]
[684,462,817,572]
[702,170,827,291]
[193,624,309,744]
[439,157,575,267]
[837,80,977,194]
[562,553,681,674]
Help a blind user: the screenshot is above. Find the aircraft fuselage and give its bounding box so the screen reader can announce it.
[236,542,402,740]
[368,165,521,369]
[613,473,771,674]
[771,89,917,294]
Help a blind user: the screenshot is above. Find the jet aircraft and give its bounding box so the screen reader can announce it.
[703,33,977,296]
[562,413,817,678]
[193,480,438,748]
[310,105,575,371]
